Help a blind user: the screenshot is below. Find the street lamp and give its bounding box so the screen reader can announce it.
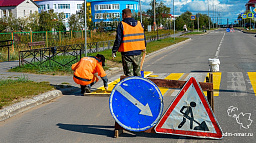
[154,0,156,30]
[140,0,142,23]
[173,0,175,41]
[84,0,87,56]
[208,0,210,29]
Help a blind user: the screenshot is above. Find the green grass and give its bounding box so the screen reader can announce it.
[10,37,189,75]
[0,75,55,109]
[182,32,205,36]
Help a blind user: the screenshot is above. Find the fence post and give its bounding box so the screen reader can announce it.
[108,41,110,49]
[46,31,48,47]
[30,31,33,49]
[11,32,14,52]
[81,30,83,39]
[59,31,61,46]
[19,51,20,66]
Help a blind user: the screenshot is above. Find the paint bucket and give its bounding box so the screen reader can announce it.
[208,58,220,72]
[141,70,144,78]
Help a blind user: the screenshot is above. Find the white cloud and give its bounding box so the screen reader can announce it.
[141,0,249,24]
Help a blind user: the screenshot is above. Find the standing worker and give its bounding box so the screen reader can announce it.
[72,54,108,95]
[112,8,146,76]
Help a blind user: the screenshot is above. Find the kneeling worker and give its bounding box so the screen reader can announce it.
[72,54,108,95]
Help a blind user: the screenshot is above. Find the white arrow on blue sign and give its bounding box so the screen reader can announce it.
[109,76,163,132]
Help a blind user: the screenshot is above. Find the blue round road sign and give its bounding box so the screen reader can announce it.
[226,28,230,32]
[109,76,163,132]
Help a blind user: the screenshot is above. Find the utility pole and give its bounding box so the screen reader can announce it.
[208,0,210,29]
[84,0,87,56]
[173,0,175,41]
[140,0,142,23]
[154,0,156,31]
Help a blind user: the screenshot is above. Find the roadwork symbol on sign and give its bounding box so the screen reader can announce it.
[109,76,163,132]
[155,77,223,139]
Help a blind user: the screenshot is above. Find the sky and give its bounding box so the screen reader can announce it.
[140,0,250,24]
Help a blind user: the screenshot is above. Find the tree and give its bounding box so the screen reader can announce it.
[146,1,171,28]
[68,14,82,31]
[0,18,7,32]
[27,11,40,31]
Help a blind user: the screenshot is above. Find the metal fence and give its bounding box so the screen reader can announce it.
[19,44,82,67]
[18,32,173,67]
[0,30,90,50]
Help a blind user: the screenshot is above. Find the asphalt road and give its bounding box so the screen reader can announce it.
[0,29,255,143]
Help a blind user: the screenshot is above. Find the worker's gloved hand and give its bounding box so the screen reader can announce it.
[112,52,116,60]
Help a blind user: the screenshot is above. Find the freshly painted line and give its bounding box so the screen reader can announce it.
[168,73,189,96]
[159,73,184,96]
[247,72,256,96]
[89,71,153,94]
[204,72,221,96]
[115,86,153,117]
[227,72,246,96]
[212,72,221,96]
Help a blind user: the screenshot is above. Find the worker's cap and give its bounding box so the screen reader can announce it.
[96,54,105,67]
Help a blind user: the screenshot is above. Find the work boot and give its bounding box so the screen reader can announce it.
[84,86,91,93]
[80,85,85,94]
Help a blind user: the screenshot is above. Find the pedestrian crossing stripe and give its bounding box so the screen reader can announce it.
[158,73,183,96]
[88,71,256,96]
[248,72,256,96]
[203,72,221,96]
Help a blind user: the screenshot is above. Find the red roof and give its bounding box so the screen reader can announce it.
[0,0,25,7]
[248,0,256,3]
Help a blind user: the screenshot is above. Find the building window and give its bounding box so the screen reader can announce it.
[47,4,50,9]
[3,10,6,17]
[112,4,119,10]
[24,10,25,16]
[58,4,70,9]
[30,10,32,14]
[8,9,11,16]
[39,5,45,11]
[95,13,120,19]
[77,4,82,9]
[95,4,119,11]
[54,4,56,9]
[126,4,134,9]
[65,13,70,19]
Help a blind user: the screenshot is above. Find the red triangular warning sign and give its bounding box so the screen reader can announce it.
[155,77,223,139]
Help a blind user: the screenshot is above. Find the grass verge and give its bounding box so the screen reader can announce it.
[0,75,55,109]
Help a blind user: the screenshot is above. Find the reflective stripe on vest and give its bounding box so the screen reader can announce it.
[74,75,91,81]
[119,21,146,52]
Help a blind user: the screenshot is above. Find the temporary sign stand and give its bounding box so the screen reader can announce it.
[155,77,223,139]
[111,74,216,138]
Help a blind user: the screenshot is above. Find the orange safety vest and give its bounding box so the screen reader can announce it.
[118,21,146,52]
[71,57,106,85]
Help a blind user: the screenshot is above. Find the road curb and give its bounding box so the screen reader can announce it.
[0,87,77,122]
[146,38,192,58]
